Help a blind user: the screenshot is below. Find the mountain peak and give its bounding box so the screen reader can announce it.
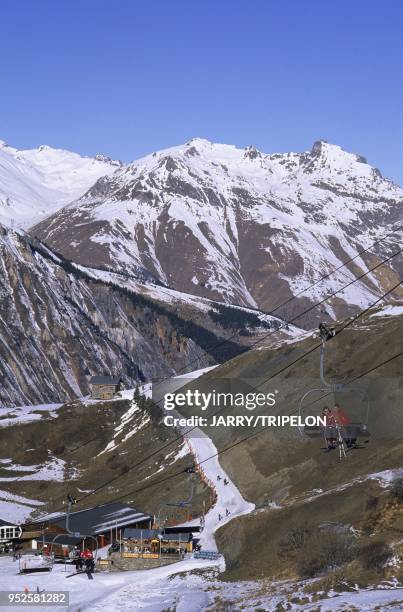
[311,140,368,165]
[185,137,212,147]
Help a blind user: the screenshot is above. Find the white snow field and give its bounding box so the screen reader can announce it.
[0,403,63,428]
[0,140,119,228]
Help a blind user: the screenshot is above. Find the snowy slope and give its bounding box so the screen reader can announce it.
[1,225,298,407]
[0,368,256,610]
[0,140,120,228]
[32,138,403,325]
[143,371,255,551]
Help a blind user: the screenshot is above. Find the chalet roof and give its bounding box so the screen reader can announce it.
[0,518,18,528]
[32,502,151,536]
[162,532,193,543]
[90,376,120,385]
[123,528,192,542]
[164,525,201,534]
[123,528,161,540]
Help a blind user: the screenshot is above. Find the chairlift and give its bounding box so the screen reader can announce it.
[158,468,195,525]
[50,495,98,571]
[19,552,53,574]
[298,323,371,459]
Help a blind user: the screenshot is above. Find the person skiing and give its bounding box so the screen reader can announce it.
[223,478,229,486]
[217,475,221,481]
[225,508,230,516]
[218,513,222,521]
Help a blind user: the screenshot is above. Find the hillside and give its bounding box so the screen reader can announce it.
[0,225,298,407]
[32,138,403,326]
[0,392,210,524]
[174,306,403,582]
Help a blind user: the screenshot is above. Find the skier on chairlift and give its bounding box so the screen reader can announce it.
[81,548,95,573]
[334,403,357,449]
[322,406,337,452]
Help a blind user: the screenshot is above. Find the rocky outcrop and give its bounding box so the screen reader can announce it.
[1,227,292,407]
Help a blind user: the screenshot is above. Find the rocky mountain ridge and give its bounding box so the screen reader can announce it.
[31,138,403,326]
[0,225,296,407]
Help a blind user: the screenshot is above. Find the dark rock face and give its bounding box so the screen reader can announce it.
[0,227,248,406]
[2,225,292,407]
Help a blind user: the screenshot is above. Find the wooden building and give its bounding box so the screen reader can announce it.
[89,375,121,400]
[22,502,152,552]
[0,518,22,546]
[122,527,194,554]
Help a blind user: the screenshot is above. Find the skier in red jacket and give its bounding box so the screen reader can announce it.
[80,549,95,573]
[334,403,357,448]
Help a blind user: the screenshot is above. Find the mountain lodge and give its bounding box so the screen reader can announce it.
[21,501,152,555]
[89,375,121,400]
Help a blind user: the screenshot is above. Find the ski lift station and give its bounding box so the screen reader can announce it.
[10,500,201,575]
[20,501,153,557]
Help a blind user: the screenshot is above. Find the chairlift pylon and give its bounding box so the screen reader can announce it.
[50,495,98,569]
[158,468,195,526]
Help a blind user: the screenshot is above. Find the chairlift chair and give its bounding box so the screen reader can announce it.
[50,495,98,569]
[158,467,195,525]
[298,323,371,457]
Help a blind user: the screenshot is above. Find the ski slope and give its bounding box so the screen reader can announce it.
[0,368,402,609]
[0,369,255,610]
[184,429,255,550]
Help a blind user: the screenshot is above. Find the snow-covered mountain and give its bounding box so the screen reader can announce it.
[0,140,121,228]
[0,225,297,406]
[31,138,403,326]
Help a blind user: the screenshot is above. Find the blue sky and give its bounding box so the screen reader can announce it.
[1,0,402,184]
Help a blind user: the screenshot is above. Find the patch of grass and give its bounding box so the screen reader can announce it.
[300,531,357,578]
[279,524,357,579]
[358,539,393,571]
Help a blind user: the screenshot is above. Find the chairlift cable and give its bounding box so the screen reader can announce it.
[61,242,402,466]
[62,279,401,510]
[78,347,403,507]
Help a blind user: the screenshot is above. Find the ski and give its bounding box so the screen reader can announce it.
[66,569,95,579]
